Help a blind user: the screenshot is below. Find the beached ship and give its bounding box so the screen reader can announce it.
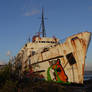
[14,9,91,84]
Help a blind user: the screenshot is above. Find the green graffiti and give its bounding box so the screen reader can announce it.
[54,65,61,81]
[47,65,70,84]
[47,66,52,81]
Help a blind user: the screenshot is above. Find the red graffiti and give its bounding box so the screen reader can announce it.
[52,59,68,82]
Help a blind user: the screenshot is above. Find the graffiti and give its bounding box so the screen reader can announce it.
[47,59,68,83]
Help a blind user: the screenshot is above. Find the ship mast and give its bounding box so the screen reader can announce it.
[41,8,46,37]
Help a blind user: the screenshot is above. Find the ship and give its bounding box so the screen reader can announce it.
[14,9,91,84]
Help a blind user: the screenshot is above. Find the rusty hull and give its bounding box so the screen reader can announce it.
[29,32,91,84]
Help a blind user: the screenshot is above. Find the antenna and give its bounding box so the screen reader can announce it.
[27,36,30,43]
[41,8,46,37]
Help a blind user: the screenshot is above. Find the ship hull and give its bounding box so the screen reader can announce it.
[29,32,91,84]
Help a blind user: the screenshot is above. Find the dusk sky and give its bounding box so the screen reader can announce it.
[0,0,92,70]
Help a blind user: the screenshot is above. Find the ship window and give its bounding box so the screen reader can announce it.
[52,41,54,43]
[47,41,50,43]
[43,48,49,52]
[32,51,35,56]
[42,41,45,43]
[66,53,76,65]
[38,41,56,43]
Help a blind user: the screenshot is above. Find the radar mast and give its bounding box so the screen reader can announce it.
[41,8,46,37]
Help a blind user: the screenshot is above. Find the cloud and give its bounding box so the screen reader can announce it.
[6,50,11,56]
[21,0,41,16]
[24,9,40,16]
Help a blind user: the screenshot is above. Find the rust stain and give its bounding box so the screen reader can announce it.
[63,50,66,54]
[81,39,86,54]
[71,38,77,51]
[82,64,85,76]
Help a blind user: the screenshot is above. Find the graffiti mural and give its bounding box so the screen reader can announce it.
[47,59,68,83]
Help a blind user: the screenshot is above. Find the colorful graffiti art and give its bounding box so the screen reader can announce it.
[47,59,68,83]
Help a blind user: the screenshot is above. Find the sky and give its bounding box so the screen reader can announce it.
[0,0,92,70]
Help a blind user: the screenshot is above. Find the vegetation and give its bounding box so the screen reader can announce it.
[0,62,69,92]
[0,62,92,92]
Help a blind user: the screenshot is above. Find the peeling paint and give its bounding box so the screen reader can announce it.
[14,32,91,84]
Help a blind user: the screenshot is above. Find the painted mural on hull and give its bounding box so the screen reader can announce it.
[47,59,68,83]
